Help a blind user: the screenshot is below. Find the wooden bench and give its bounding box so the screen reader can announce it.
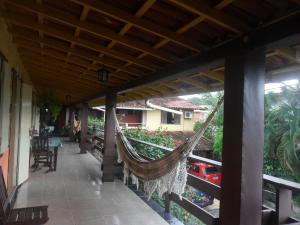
[0,167,49,225]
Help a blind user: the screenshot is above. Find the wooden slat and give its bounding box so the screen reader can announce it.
[109,0,156,46]
[178,77,209,90]
[12,34,144,76]
[70,0,206,51]
[6,0,178,63]
[187,174,221,199]
[21,52,127,84]
[151,0,235,50]
[168,0,249,34]
[4,13,159,71]
[264,175,300,194]
[171,193,219,225]
[18,46,132,82]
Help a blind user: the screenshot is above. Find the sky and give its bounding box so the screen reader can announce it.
[179,79,299,100]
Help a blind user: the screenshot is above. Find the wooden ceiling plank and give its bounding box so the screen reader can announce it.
[12,34,144,76]
[29,69,100,87]
[22,55,124,86]
[70,0,206,52]
[25,64,109,88]
[277,48,300,63]
[6,0,177,63]
[178,77,209,90]
[291,0,300,5]
[5,13,159,71]
[107,0,156,49]
[125,0,235,68]
[17,43,133,82]
[200,71,224,83]
[168,0,249,34]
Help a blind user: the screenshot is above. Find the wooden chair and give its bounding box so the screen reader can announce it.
[0,167,49,225]
[31,135,53,171]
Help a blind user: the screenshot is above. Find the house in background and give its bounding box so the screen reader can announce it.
[99,97,209,132]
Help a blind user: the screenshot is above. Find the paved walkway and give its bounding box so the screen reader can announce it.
[14,139,169,225]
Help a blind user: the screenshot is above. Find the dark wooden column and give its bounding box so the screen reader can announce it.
[69,107,75,141]
[80,103,88,153]
[102,92,117,182]
[220,46,265,225]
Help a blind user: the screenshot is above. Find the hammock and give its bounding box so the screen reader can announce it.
[114,96,224,199]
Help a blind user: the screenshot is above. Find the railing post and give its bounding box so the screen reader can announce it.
[79,103,88,153]
[69,107,75,141]
[276,188,292,224]
[164,193,171,214]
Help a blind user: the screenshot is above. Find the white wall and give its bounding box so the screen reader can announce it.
[17,83,32,184]
[0,61,11,154]
[12,79,22,187]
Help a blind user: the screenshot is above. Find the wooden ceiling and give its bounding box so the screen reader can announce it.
[1,0,300,106]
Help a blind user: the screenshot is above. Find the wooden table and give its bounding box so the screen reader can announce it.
[48,137,62,171]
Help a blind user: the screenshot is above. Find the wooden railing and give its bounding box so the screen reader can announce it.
[92,132,300,225]
[127,137,300,225]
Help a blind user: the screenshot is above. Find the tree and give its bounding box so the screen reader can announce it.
[264,87,300,179]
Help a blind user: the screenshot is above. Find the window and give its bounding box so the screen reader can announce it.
[204,167,219,175]
[193,166,200,173]
[161,111,181,124]
[184,111,193,119]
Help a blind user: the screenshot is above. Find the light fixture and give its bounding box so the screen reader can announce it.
[97,68,109,82]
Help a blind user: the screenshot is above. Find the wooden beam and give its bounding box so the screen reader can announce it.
[277,48,300,63]
[168,0,249,34]
[70,0,206,51]
[178,77,209,90]
[80,103,89,153]
[200,71,224,83]
[17,45,132,82]
[102,92,117,182]
[28,68,103,91]
[79,11,300,103]
[220,47,265,225]
[152,0,235,50]
[20,51,127,84]
[7,0,178,63]
[107,0,156,49]
[4,12,159,71]
[12,33,144,76]
[292,0,300,5]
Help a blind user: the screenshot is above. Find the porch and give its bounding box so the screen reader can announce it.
[0,1,300,225]
[14,139,169,225]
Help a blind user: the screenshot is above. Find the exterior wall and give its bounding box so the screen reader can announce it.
[0,17,30,82]
[145,110,195,131]
[17,83,32,184]
[118,109,143,127]
[0,150,9,186]
[0,16,31,187]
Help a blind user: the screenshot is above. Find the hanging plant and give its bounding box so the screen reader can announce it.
[37,92,63,123]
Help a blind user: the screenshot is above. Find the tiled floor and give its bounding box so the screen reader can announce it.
[14,140,169,225]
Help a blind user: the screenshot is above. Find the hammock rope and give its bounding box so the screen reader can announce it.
[114,96,224,199]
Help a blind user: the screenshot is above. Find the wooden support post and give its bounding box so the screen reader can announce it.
[220,46,265,225]
[102,92,117,182]
[69,107,75,141]
[80,103,88,153]
[164,193,171,214]
[276,188,292,224]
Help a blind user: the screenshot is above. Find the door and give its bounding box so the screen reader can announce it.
[17,83,32,184]
[7,69,18,192]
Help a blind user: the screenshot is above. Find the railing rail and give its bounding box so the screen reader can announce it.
[94,133,300,225]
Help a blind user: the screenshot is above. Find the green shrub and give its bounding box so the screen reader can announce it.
[125,127,174,159]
